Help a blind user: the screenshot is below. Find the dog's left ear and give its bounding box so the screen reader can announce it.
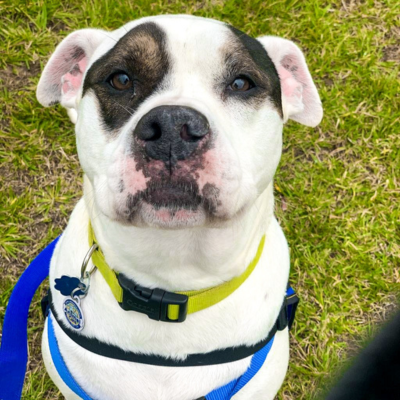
[257,36,323,127]
[37,29,107,123]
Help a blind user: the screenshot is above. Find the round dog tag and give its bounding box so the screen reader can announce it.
[63,297,85,331]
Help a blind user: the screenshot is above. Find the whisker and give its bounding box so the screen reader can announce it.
[100,31,118,43]
[113,101,135,116]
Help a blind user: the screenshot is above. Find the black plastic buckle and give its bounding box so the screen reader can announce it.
[41,290,50,319]
[276,290,300,331]
[287,292,299,330]
[276,296,289,331]
[118,273,188,323]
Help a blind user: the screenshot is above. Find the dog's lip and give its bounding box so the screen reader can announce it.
[143,183,202,209]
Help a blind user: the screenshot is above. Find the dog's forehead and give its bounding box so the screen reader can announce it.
[153,15,231,55]
[89,15,266,73]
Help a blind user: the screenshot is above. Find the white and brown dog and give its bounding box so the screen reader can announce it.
[36,14,322,400]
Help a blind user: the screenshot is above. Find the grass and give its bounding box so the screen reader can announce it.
[0,0,399,399]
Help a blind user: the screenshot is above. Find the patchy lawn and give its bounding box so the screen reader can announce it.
[0,0,399,399]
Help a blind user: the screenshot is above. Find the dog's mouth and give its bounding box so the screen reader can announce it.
[118,180,206,225]
[141,182,202,210]
[114,176,224,227]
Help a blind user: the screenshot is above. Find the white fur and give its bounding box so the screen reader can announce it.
[37,14,323,399]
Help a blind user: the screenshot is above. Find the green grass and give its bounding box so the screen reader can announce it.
[0,0,399,399]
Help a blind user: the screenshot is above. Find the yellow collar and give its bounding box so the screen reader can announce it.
[88,222,265,322]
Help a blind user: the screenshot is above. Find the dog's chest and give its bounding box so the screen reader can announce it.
[47,200,290,399]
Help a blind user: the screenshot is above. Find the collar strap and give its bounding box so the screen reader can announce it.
[88,222,266,323]
[45,287,299,367]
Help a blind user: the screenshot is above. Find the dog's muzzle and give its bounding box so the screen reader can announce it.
[134,105,210,164]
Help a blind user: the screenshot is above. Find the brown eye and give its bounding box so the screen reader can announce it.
[110,73,132,90]
[228,77,253,91]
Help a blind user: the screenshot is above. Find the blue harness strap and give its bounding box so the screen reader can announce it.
[47,315,92,399]
[0,237,60,400]
[46,311,275,400]
[204,336,275,399]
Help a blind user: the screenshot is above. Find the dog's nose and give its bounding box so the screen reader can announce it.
[134,106,210,163]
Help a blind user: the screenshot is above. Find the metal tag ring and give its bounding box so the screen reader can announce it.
[80,243,99,280]
[71,286,85,300]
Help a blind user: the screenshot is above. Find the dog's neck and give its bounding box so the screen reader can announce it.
[84,177,275,292]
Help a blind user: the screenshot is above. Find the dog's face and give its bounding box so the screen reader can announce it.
[37,15,322,229]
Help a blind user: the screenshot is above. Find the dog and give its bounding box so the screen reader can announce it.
[36,14,323,400]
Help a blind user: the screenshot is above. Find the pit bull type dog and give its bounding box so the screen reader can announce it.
[36,14,323,400]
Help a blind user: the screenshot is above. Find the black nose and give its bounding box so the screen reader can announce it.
[134,106,210,163]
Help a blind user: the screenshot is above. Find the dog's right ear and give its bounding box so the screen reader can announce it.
[36,29,107,123]
[257,36,323,127]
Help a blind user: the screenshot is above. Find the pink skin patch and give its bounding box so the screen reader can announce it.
[278,67,300,98]
[146,207,193,222]
[155,209,195,222]
[153,208,170,222]
[278,67,302,98]
[141,203,205,227]
[279,54,313,107]
[196,149,224,192]
[61,58,88,100]
[109,153,152,221]
[120,157,150,195]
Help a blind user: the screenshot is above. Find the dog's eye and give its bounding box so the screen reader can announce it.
[109,73,133,91]
[228,77,254,92]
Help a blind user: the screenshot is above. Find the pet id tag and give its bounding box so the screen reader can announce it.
[63,295,85,331]
[56,243,98,332]
[55,275,86,297]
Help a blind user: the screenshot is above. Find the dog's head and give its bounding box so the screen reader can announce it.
[37,15,322,229]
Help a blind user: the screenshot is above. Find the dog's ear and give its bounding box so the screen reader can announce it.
[257,36,323,127]
[36,29,107,123]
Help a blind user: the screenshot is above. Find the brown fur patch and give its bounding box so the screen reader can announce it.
[218,26,282,117]
[83,22,170,133]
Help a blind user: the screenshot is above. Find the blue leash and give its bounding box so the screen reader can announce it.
[0,237,291,400]
[0,237,60,400]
